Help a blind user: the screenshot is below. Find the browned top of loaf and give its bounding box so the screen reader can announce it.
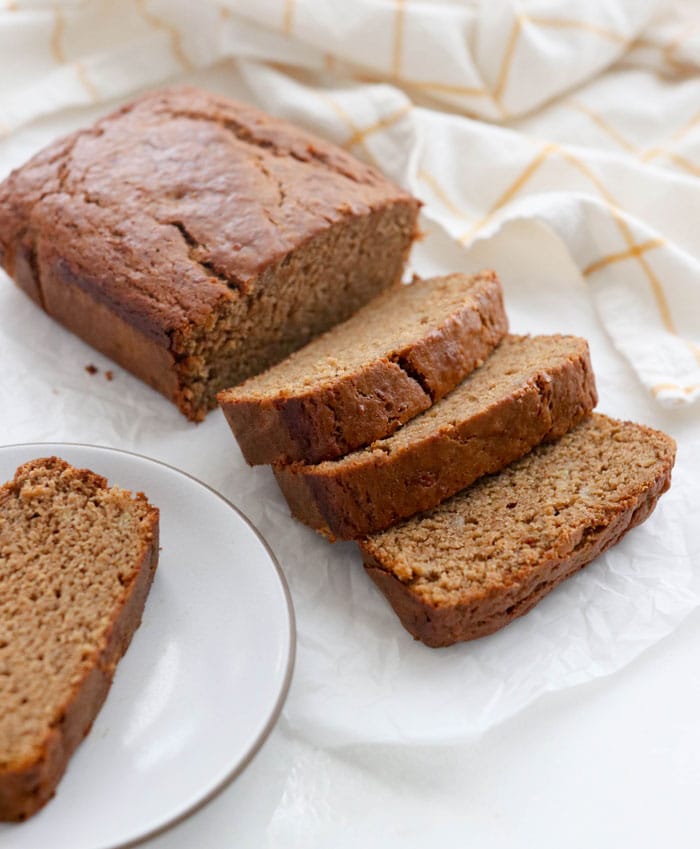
[304,334,590,475]
[0,457,158,770]
[220,271,503,400]
[0,86,417,346]
[361,414,676,604]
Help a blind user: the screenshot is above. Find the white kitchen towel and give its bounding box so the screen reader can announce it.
[0,0,699,406]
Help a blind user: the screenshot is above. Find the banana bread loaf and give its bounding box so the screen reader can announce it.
[0,457,159,820]
[361,414,676,647]
[0,86,420,420]
[218,270,507,464]
[274,335,597,538]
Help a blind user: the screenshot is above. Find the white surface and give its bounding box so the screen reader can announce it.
[1,0,700,843]
[0,444,294,849]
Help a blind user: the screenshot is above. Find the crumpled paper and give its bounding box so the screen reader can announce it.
[0,59,698,759]
[217,219,700,749]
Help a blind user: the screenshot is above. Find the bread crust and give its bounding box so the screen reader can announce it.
[274,337,597,539]
[219,271,508,464]
[362,451,672,647]
[220,358,430,466]
[0,463,159,821]
[41,258,181,404]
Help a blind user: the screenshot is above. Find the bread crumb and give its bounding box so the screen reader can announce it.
[105,371,114,382]
[85,364,98,375]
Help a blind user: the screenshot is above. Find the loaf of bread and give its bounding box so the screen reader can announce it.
[361,415,676,647]
[218,271,508,464]
[0,86,420,420]
[274,335,597,538]
[0,458,159,820]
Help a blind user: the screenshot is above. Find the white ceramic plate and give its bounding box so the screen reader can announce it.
[0,443,295,849]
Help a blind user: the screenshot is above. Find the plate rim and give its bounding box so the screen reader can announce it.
[0,441,296,849]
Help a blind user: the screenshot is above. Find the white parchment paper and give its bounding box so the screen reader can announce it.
[0,60,698,792]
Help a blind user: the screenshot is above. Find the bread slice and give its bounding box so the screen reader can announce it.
[361,414,676,647]
[218,271,507,464]
[0,457,159,821]
[274,335,597,539]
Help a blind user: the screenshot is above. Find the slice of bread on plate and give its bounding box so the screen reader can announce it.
[0,458,159,820]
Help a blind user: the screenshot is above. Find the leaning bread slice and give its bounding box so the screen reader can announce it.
[274,335,597,539]
[361,414,676,647]
[0,457,159,821]
[218,271,507,465]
